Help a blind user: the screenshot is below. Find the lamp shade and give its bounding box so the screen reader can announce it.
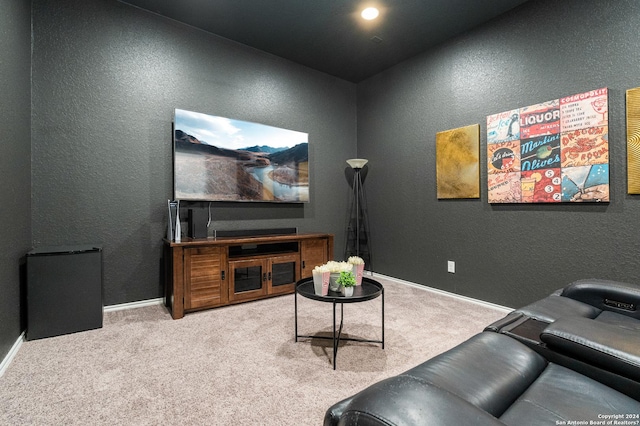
[346,158,368,169]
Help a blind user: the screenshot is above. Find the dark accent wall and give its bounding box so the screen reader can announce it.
[31,0,356,305]
[0,0,31,361]
[357,0,640,308]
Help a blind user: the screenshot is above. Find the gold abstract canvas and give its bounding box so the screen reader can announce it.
[436,124,480,199]
[627,87,640,194]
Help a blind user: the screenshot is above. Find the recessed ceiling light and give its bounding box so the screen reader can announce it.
[361,7,379,20]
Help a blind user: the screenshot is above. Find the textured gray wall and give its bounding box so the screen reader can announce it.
[0,0,31,362]
[357,0,640,308]
[31,0,356,305]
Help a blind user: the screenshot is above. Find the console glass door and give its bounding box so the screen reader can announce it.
[269,254,300,295]
[272,262,295,287]
[228,259,266,301]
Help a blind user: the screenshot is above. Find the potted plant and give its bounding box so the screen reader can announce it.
[326,261,352,291]
[337,271,357,296]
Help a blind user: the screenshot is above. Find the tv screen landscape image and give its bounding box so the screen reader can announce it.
[173,109,309,203]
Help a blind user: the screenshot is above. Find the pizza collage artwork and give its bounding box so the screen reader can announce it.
[486,88,609,203]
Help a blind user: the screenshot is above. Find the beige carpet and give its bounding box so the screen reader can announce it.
[0,276,507,425]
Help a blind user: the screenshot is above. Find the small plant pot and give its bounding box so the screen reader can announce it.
[342,286,354,297]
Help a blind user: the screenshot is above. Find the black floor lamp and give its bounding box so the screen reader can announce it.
[344,158,372,270]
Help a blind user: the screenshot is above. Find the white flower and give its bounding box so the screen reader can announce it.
[312,264,330,273]
[324,260,352,273]
[347,256,364,265]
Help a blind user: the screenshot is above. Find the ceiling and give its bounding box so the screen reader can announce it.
[121,0,530,83]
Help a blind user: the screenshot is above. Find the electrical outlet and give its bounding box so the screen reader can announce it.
[447,260,455,274]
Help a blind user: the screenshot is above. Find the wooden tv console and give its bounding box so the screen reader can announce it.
[163,232,334,319]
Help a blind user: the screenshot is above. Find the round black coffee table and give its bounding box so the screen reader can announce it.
[294,276,384,370]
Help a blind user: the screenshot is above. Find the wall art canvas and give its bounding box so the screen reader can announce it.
[436,124,480,199]
[627,87,640,194]
[173,109,309,202]
[487,88,609,203]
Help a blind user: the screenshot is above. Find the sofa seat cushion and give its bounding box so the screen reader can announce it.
[499,363,640,426]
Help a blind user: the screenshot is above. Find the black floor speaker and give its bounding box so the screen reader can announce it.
[26,246,103,340]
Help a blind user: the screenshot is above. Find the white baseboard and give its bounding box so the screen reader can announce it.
[0,332,24,378]
[103,297,164,313]
[373,272,513,313]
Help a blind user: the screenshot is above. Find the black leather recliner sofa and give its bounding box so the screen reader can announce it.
[324,279,640,426]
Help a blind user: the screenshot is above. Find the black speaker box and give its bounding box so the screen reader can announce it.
[188,209,208,239]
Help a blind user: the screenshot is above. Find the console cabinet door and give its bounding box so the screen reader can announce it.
[301,239,329,279]
[268,253,300,295]
[228,258,268,302]
[184,247,226,310]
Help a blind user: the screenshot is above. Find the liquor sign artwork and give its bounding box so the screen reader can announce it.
[486,88,609,203]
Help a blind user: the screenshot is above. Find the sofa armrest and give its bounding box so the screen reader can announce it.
[323,376,506,426]
[561,279,640,319]
[540,316,640,382]
[484,312,524,333]
[514,295,601,323]
[325,333,547,425]
[324,398,352,426]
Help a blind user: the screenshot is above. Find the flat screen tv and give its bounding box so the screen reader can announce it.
[173,109,309,203]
